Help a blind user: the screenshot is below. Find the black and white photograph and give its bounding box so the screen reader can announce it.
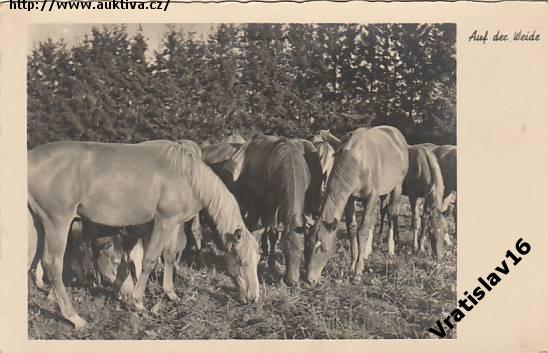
[25,23,458,340]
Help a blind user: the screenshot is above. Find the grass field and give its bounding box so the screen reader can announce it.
[28,198,457,339]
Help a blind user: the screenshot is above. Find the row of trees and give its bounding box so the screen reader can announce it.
[27,23,456,148]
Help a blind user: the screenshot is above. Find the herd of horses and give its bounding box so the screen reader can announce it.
[27,125,457,329]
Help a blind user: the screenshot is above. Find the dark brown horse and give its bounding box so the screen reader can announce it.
[380,144,448,258]
[222,135,322,286]
[306,126,409,285]
[28,140,261,328]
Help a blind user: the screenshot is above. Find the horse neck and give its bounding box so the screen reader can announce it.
[321,171,354,223]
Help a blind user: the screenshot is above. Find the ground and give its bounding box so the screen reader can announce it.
[28,198,457,339]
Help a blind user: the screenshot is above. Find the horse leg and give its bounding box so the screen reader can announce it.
[345,198,358,274]
[174,225,188,276]
[387,186,402,257]
[268,227,278,270]
[35,261,46,290]
[419,199,431,253]
[409,195,420,251]
[190,215,206,268]
[261,231,269,258]
[352,196,377,281]
[161,223,182,302]
[41,214,87,328]
[132,220,171,311]
[129,238,144,281]
[29,210,47,291]
[379,195,387,240]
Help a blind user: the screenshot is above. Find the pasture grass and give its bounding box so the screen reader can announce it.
[28,199,457,339]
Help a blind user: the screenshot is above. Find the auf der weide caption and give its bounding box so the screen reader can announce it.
[468,29,540,44]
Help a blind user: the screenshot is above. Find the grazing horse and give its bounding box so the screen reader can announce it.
[380,145,448,258]
[222,135,322,286]
[28,140,261,328]
[306,126,409,285]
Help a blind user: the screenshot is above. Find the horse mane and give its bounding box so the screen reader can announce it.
[177,139,202,159]
[314,141,335,176]
[423,147,445,211]
[158,143,248,246]
[221,140,251,183]
[321,149,360,222]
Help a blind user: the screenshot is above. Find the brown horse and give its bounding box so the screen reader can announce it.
[28,140,261,328]
[306,126,409,285]
[222,135,322,286]
[380,144,448,258]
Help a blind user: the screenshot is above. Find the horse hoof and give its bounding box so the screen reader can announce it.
[70,315,88,330]
[166,291,180,302]
[350,275,362,284]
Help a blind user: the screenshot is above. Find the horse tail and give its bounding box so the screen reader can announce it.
[424,148,445,211]
[274,141,307,229]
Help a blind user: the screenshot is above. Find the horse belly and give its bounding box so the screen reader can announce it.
[78,180,159,226]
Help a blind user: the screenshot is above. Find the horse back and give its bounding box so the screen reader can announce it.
[345,126,409,196]
[242,136,310,227]
[404,145,443,200]
[28,141,198,226]
[433,145,456,194]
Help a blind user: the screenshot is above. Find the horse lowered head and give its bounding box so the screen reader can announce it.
[424,209,449,260]
[306,219,339,286]
[223,228,262,304]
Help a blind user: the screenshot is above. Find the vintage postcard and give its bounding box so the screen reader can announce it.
[0,2,546,352]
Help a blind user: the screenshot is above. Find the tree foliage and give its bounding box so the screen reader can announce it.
[27,23,456,148]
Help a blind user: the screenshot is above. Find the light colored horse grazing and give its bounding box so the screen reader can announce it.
[381,144,448,258]
[28,140,261,328]
[222,135,322,286]
[306,126,409,285]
